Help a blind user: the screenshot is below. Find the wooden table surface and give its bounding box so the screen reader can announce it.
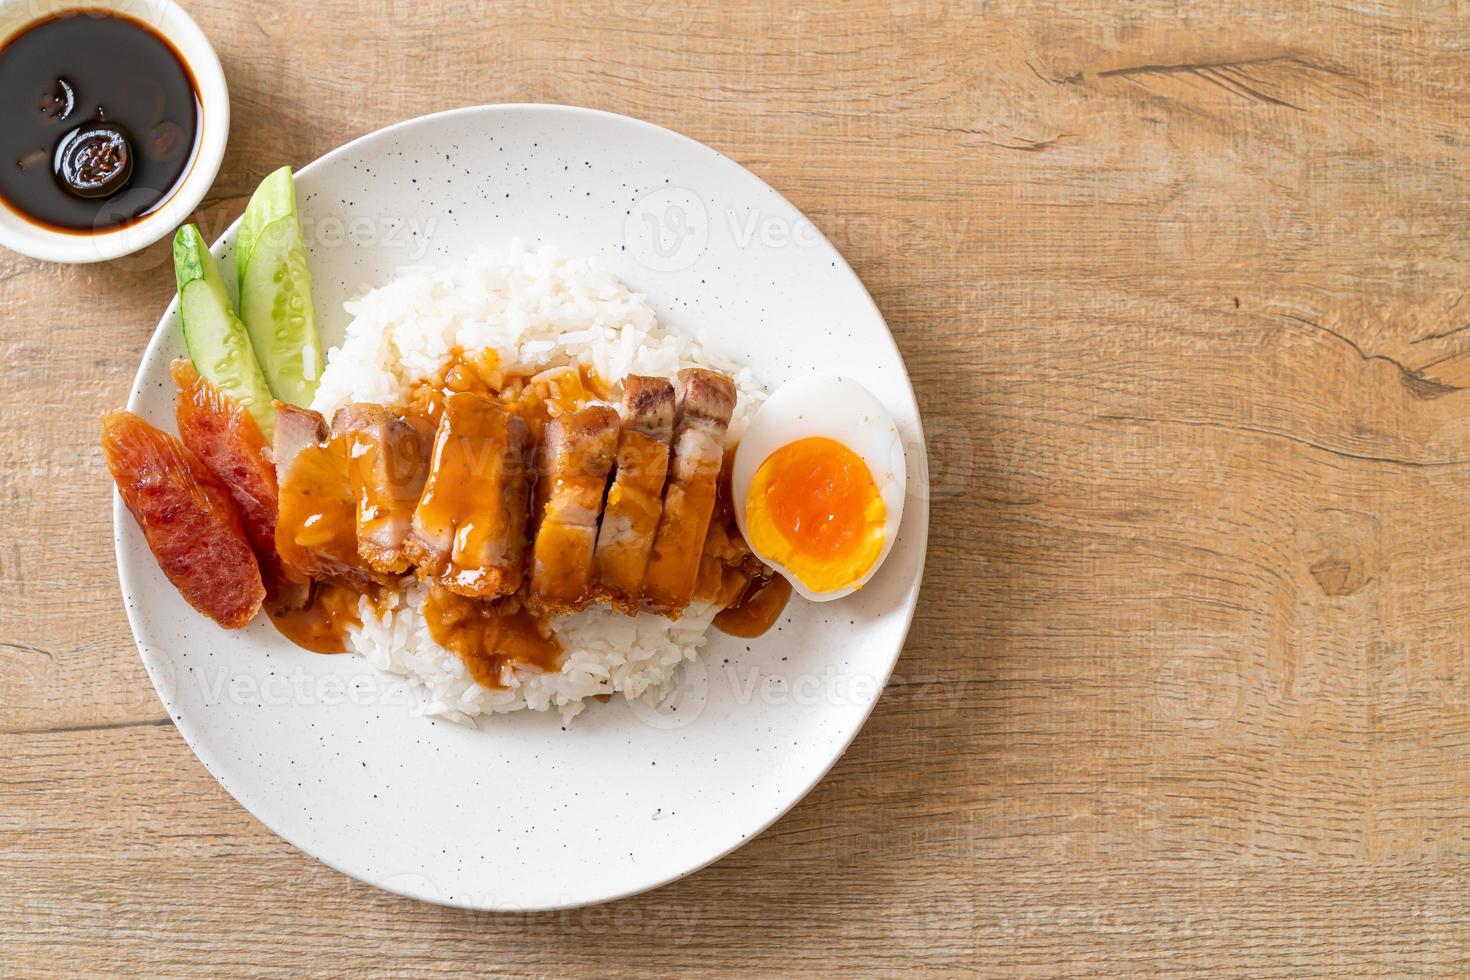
[5,0,1470,974]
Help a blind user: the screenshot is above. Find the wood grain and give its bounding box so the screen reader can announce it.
[5,0,1470,974]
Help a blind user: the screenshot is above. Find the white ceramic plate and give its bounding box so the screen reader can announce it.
[115,104,928,910]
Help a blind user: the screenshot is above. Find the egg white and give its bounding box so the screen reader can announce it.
[731,374,906,602]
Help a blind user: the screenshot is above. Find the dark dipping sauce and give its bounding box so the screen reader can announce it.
[0,10,199,232]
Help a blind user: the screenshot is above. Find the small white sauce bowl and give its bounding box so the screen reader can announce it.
[0,0,228,263]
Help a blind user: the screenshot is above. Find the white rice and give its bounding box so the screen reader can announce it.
[309,242,763,724]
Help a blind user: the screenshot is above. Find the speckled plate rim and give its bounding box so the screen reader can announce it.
[113,103,929,910]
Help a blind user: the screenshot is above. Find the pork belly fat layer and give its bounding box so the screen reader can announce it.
[406,391,532,598]
[640,369,737,618]
[530,405,621,614]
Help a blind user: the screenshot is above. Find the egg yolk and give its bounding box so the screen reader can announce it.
[744,436,886,594]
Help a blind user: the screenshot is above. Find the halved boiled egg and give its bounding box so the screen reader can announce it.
[732,375,906,602]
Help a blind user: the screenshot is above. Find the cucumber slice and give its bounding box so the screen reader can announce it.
[234,166,289,281]
[237,166,324,407]
[173,224,275,437]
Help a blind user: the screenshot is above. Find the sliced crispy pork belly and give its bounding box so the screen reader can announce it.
[273,403,376,587]
[332,404,433,575]
[641,369,737,618]
[530,405,621,614]
[405,391,532,598]
[592,376,675,613]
